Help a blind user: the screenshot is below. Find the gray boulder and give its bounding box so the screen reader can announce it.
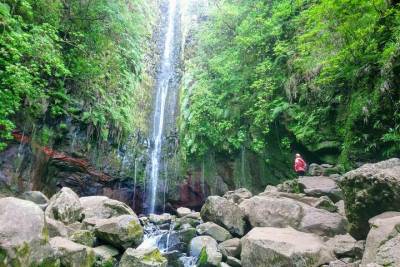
[326,234,364,259]
[241,227,334,267]
[0,197,56,266]
[362,213,400,266]
[80,196,134,219]
[299,176,342,201]
[50,236,95,267]
[120,247,167,267]
[196,222,232,242]
[94,214,143,249]
[93,245,119,267]
[340,158,400,239]
[201,196,247,236]
[223,188,253,204]
[45,187,83,224]
[149,213,173,225]
[177,207,192,218]
[190,236,222,266]
[218,238,241,258]
[70,230,96,247]
[20,191,49,210]
[240,195,347,237]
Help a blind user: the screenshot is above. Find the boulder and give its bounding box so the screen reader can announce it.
[45,187,83,224]
[46,217,69,238]
[50,236,95,267]
[240,195,347,237]
[299,206,348,237]
[326,234,364,259]
[119,247,167,267]
[70,230,96,247]
[361,213,400,266]
[149,213,173,225]
[201,196,247,236]
[223,188,253,204]
[80,196,134,219]
[20,191,49,210]
[226,256,241,267]
[196,222,232,242]
[241,227,334,267]
[94,214,143,249]
[190,236,222,266]
[218,238,241,258]
[177,207,192,218]
[340,158,400,239]
[0,197,56,266]
[93,245,119,267]
[298,176,342,201]
[240,195,303,228]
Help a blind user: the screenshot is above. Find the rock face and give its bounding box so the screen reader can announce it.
[190,236,222,266]
[201,196,247,236]
[240,195,347,237]
[196,222,232,242]
[340,158,400,239]
[0,197,55,266]
[299,176,342,201]
[94,214,144,249]
[80,196,134,219]
[362,213,400,266]
[50,237,94,267]
[120,247,167,267]
[45,187,83,224]
[241,227,334,267]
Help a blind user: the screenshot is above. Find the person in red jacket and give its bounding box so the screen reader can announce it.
[294,153,307,176]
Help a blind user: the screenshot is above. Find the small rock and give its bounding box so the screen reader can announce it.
[119,247,167,267]
[335,200,346,217]
[326,234,364,259]
[45,187,83,224]
[218,238,241,258]
[223,188,253,204]
[177,207,192,218]
[149,213,173,225]
[93,245,119,267]
[196,222,232,242]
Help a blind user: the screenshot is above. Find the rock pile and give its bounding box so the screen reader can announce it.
[1,158,400,267]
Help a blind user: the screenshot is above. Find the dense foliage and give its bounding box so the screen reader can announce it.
[180,0,400,172]
[0,0,156,149]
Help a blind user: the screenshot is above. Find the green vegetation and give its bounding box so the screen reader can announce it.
[180,0,400,178]
[0,0,156,149]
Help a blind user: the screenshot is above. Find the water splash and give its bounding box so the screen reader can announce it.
[148,0,178,214]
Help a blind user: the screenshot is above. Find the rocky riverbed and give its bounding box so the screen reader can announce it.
[1,158,400,266]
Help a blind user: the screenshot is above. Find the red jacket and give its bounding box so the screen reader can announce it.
[294,158,307,172]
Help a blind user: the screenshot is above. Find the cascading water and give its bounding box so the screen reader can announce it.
[148,0,180,214]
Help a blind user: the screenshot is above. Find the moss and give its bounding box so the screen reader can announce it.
[83,250,96,267]
[127,220,143,242]
[70,230,95,247]
[142,249,166,264]
[0,248,7,267]
[197,247,208,267]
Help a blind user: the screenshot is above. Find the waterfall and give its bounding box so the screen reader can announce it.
[148,0,179,214]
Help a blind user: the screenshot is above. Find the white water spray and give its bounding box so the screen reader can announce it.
[149,0,177,214]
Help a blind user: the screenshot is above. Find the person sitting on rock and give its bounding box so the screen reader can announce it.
[294,153,307,176]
